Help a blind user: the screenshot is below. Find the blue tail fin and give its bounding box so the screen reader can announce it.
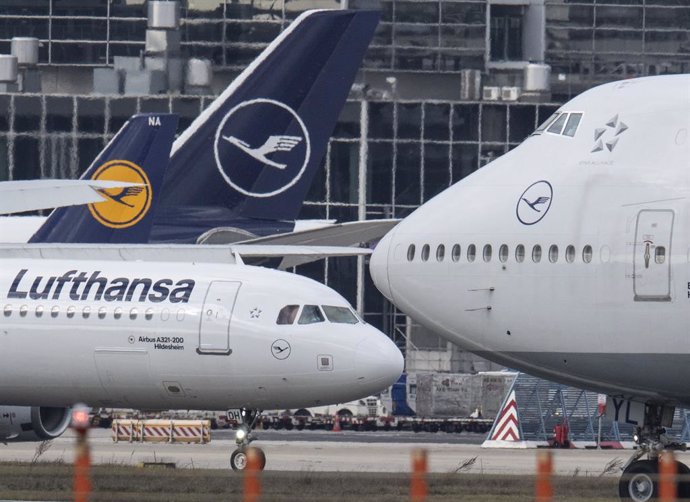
[29,114,179,244]
[157,9,380,229]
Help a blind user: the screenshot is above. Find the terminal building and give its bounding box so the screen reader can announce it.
[0,0,688,373]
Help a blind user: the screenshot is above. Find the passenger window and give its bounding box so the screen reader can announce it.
[499,244,508,263]
[322,306,358,324]
[655,246,666,264]
[549,245,559,263]
[277,305,299,325]
[114,308,123,320]
[467,244,476,262]
[82,307,91,319]
[298,305,325,325]
[130,308,138,320]
[547,113,568,135]
[583,245,593,263]
[451,244,461,262]
[407,244,416,261]
[51,306,59,318]
[421,244,430,262]
[436,244,445,262]
[562,113,583,137]
[532,245,542,263]
[19,305,28,317]
[3,305,11,317]
[483,244,492,262]
[515,245,525,263]
[145,308,154,321]
[98,307,107,320]
[35,306,44,318]
[66,306,76,319]
[176,309,185,321]
[566,245,576,263]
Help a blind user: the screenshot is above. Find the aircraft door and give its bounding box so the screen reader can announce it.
[198,281,241,354]
[633,210,673,301]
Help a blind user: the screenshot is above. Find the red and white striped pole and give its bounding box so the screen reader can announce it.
[410,448,428,502]
[72,403,92,502]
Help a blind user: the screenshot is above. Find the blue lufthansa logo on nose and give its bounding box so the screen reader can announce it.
[516,180,553,225]
[213,98,311,198]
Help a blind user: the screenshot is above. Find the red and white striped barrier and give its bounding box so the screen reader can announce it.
[112,419,211,444]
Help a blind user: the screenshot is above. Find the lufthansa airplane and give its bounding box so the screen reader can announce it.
[370,74,690,499]
[1,9,396,247]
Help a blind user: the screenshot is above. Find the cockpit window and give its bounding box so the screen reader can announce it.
[562,113,583,137]
[277,305,299,325]
[546,113,568,135]
[298,305,325,325]
[534,112,560,134]
[322,306,359,324]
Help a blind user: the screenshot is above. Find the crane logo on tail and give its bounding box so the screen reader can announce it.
[88,160,152,229]
[516,180,553,225]
[214,99,311,198]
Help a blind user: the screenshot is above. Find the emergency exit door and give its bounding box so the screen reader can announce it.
[633,210,673,302]
[198,281,241,354]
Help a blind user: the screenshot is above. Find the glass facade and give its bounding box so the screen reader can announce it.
[0,0,687,354]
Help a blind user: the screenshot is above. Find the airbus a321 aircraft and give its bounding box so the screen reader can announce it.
[0,256,402,470]
[371,74,690,499]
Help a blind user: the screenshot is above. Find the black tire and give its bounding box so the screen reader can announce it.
[230,447,266,471]
[619,460,658,501]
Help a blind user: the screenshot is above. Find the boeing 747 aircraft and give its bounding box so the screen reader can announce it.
[370,74,690,499]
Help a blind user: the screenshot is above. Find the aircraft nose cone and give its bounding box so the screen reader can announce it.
[355,329,404,391]
[370,230,394,302]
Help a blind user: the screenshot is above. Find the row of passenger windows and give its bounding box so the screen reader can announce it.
[277,304,360,326]
[3,304,187,321]
[407,243,598,264]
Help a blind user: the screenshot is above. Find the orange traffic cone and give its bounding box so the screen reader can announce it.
[333,413,341,432]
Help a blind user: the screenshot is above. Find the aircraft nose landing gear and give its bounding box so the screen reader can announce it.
[618,404,689,501]
[230,408,266,471]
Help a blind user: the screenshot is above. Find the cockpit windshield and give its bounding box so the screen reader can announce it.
[276,305,299,325]
[532,111,583,137]
[322,306,359,324]
[298,305,325,325]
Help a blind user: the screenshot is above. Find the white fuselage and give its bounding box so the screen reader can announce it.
[0,258,402,410]
[371,74,690,406]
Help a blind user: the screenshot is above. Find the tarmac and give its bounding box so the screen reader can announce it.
[0,428,669,475]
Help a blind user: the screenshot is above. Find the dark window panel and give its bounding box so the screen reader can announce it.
[595,0,642,5]
[366,141,393,205]
[51,18,108,40]
[481,105,507,143]
[480,143,508,167]
[44,134,76,178]
[110,1,146,18]
[171,97,202,132]
[0,2,49,15]
[46,96,73,133]
[438,50,484,72]
[333,101,361,140]
[509,105,537,143]
[537,105,560,126]
[394,24,438,48]
[139,97,170,114]
[362,47,393,70]
[394,142,421,206]
[645,30,690,56]
[224,44,265,68]
[545,5,593,28]
[546,27,594,53]
[0,136,8,181]
[0,96,9,132]
[451,104,479,142]
[52,1,107,16]
[109,41,146,60]
[183,1,225,19]
[225,0,282,21]
[182,20,224,42]
[395,2,439,24]
[646,6,690,29]
[398,103,421,140]
[423,143,451,202]
[647,0,689,5]
[13,136,41,180]
[329,141,359,204]
[441,2,486,25]
[394,47,438,71]
[109,19,147,42]
[451,143,478,183]
[424,103,450,141]
[490,4,524,61]
[295,259,326,285]
[13,96,42,133]
[595,6,643,29]
[298,203,327,220]
[225,21,281,45]
[326,256,358,306]
[77,137,106,176]
[77,98,106,134]
[0,17,49,38]
[107,98,138,134]
[327,205,358,225]
[305,155,326,203]
[594,29,643,54]
[51,42,107,64]
[368,102,394,139]
[440,25,486,49]
[372,23,393,46]
[363,268,384,332]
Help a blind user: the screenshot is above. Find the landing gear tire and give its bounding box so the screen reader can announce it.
[230,446,266,471]
[619,460,658,502]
